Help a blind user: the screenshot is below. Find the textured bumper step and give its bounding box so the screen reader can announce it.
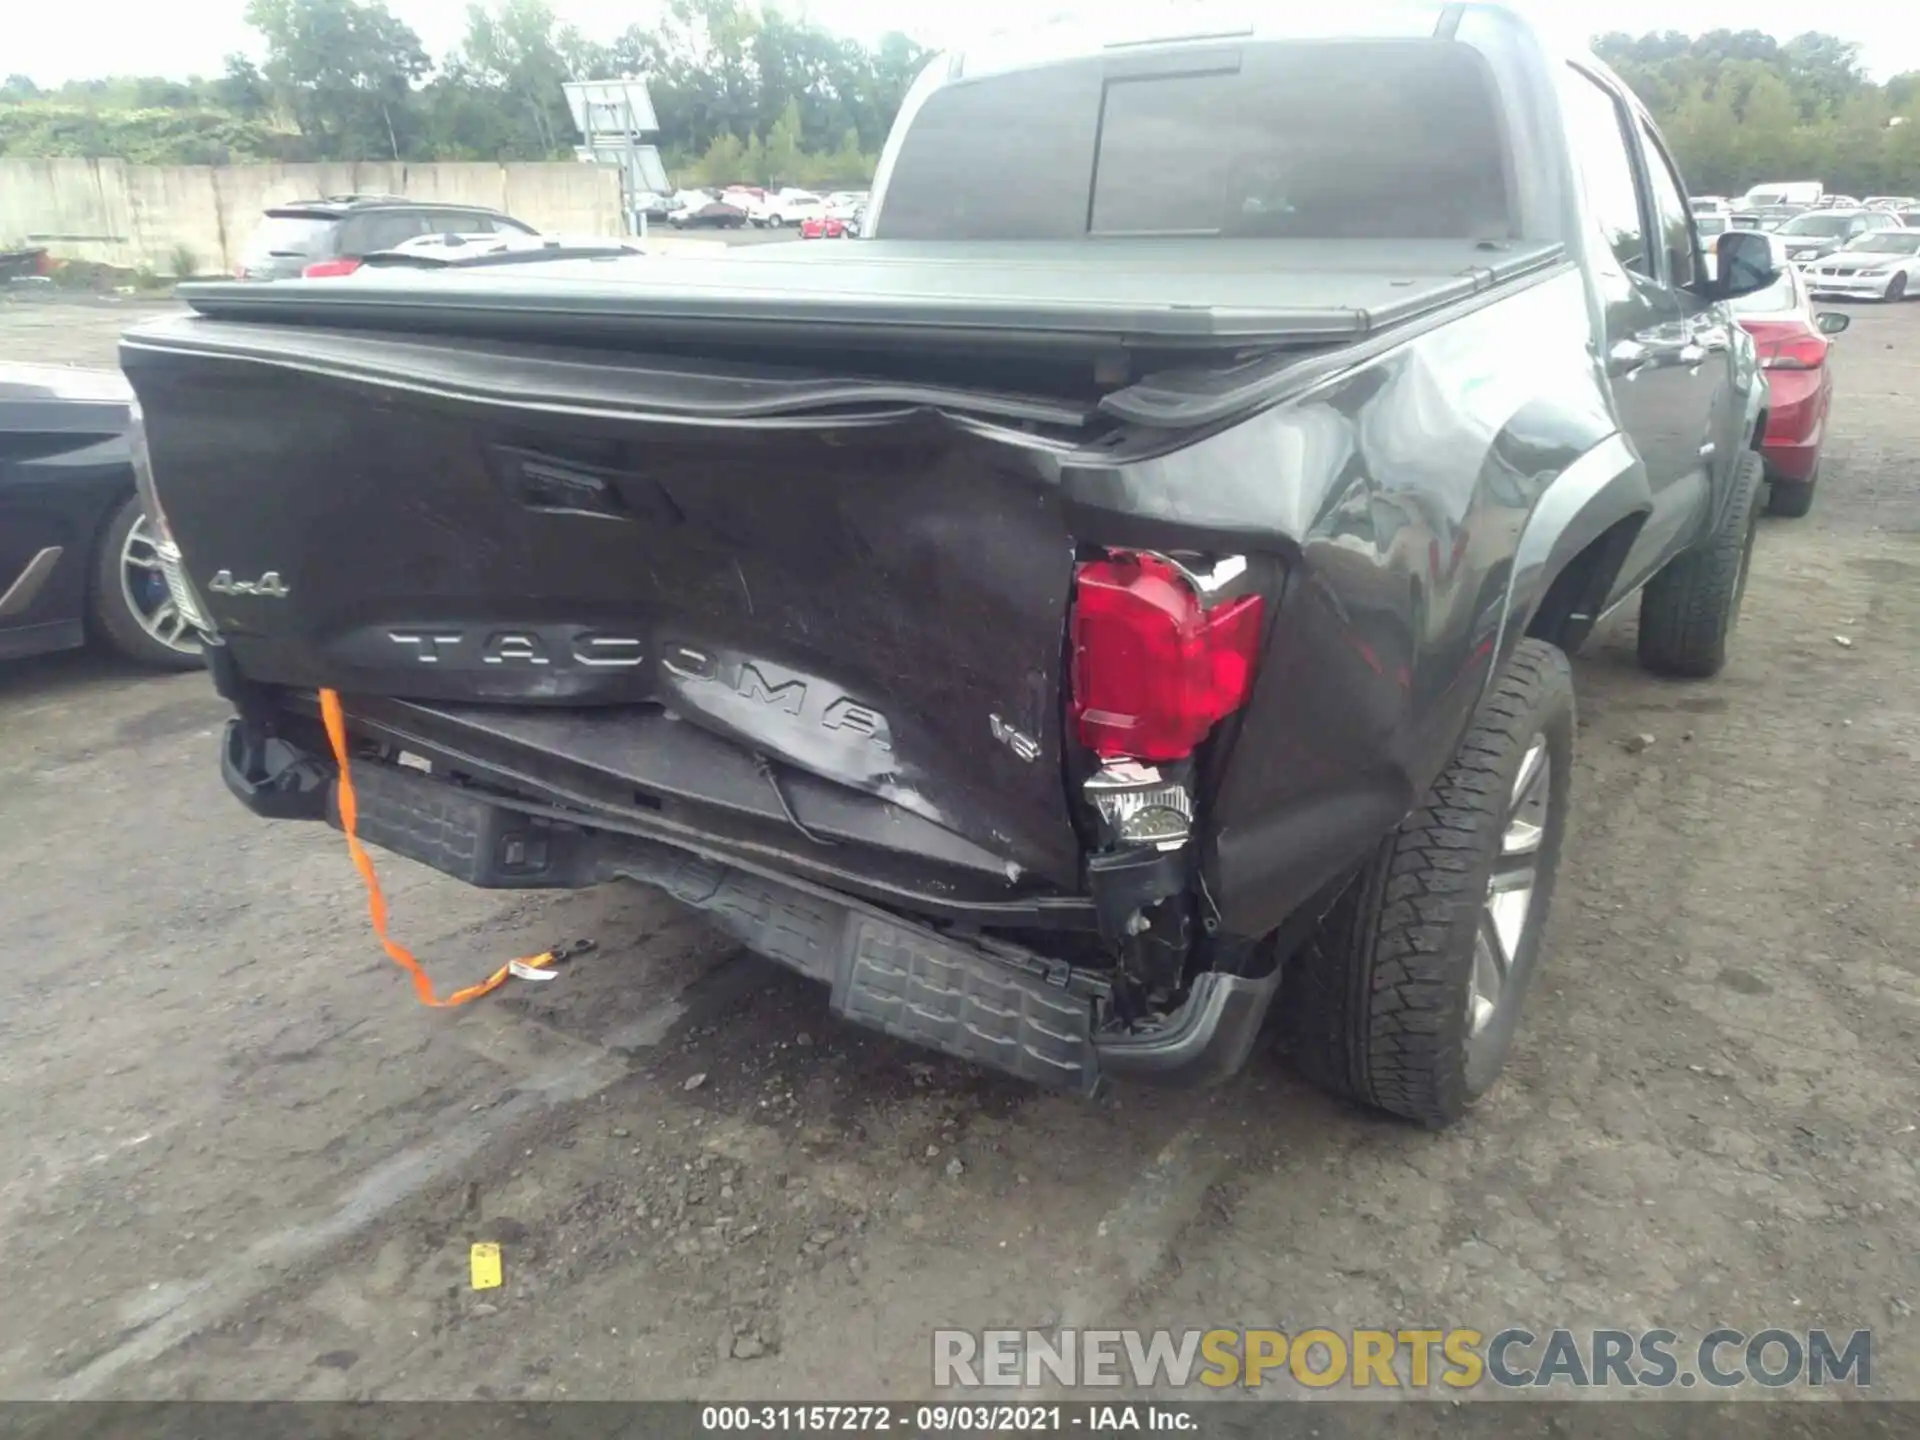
[326,761,1101,1093]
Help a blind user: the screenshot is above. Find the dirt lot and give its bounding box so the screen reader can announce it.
[1,289,1916,1418]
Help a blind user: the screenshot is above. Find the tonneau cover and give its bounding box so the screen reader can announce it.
[177,238,1567,352]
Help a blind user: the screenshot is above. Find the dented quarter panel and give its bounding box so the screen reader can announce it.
[1061,269,1619,940]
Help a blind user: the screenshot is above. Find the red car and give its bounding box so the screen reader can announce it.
[799,215,848,240]
[1730,261,1851,517]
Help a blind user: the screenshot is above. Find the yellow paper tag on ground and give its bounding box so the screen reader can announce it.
[470,1242,503,1290]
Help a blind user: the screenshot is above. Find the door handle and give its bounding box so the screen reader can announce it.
[1607,339,1652,379]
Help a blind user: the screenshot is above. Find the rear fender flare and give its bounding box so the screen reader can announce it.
[1489,432,1651,679]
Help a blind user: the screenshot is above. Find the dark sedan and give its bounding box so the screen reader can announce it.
[0,365,202,668]
[667,198,748,229]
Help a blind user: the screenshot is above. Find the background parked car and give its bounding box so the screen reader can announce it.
[667,192,747,228]
[1774,208,1904,266]
[1729,266,1851,518]
[0,365,201,668]
[632,191,676,224]
[1804,230,1920,303]
[748,191,824,228]
[1730,204,1806,231]
[798,214,849,239]
[235,196,540,280]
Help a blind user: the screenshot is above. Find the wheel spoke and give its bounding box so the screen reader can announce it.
[123,550,161,571]
[1470,920,1504,1036]
[1511,738,1547,809]
[1488,860,1536,894]
[1485,877,1532,978]
[1478,909,1509,981]
[146,599,179,639]
[1502,816,1543,856]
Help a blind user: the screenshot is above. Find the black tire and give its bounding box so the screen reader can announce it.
[1767,464,1817,518]
[1636,449,1763,678]
[1888,273,1909,302]
[89,494,202,671]
[1283,639,1575,1127]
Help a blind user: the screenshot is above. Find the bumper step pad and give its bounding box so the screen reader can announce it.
[320,754,1103,1093]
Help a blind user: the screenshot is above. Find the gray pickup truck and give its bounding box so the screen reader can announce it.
[123,3,1783,1125]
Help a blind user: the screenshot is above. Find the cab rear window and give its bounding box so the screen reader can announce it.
[877,39,1514,242]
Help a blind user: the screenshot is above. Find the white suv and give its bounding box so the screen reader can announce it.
[750,191,825,228]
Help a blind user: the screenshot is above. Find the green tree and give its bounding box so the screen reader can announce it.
[686,129,745,186]
[212,57,274,120]
[443,0,600,158]
[1659,82,1743,195]
[762,97,802,187]
[245,0,430,159]
[1781,32,1865,121]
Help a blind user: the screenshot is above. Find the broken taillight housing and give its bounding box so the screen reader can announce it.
[1070,552,1264,762]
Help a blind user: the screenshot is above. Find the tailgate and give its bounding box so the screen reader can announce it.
[123,324,1087,886]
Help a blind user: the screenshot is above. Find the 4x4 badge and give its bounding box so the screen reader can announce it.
[208,569,289,599]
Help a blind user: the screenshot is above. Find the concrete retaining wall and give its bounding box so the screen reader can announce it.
[1,158,625,275]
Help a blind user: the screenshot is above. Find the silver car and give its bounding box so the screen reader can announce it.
[1804,230,1920,303]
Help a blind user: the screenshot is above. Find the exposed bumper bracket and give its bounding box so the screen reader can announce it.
[218,729,1280,1094]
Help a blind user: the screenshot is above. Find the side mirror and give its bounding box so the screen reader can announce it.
[1711,230,1779,299]
[1815,311,1852,337]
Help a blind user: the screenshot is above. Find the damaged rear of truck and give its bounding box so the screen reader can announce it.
[121,6,1772,1123]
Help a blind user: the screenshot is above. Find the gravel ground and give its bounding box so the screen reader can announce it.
[1,290,1916,1421]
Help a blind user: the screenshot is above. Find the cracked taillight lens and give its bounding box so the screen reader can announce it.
[1070,552,1263,762]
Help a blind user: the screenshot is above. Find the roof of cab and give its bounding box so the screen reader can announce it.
[942,2,1552,82]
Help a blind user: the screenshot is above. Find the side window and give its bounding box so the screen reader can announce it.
[340,212,433,255]
[1848,218,1869,236]
[1560,67,1652,277]
[1637,121,1697,287]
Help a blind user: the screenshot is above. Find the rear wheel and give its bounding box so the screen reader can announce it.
[90,494,203,670]
[1637,450,1763,678]
[1767,463,1817,518]
[1283,639,1574,1126]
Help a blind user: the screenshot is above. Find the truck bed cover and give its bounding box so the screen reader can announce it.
[177,238,1567,353]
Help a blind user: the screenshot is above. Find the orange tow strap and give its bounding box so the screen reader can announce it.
[320,687,558,1007]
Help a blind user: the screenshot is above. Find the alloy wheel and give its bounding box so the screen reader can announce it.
[1469,735,1550,1045]
[118,514,201,658]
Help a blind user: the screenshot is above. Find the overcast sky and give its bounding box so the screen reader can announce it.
[10,0,1918,86]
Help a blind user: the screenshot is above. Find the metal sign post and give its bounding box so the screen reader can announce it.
[564,79,669,237]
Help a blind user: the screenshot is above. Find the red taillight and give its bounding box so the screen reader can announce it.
[301,257,362,278]
[1741,319,1828,371]
[1070,552,1264,761]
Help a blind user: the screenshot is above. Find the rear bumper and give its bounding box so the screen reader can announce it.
[217,711,1279,1096]
[1760,368,1830,483]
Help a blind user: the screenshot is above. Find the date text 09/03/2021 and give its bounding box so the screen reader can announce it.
[699,1405,1194,1433]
